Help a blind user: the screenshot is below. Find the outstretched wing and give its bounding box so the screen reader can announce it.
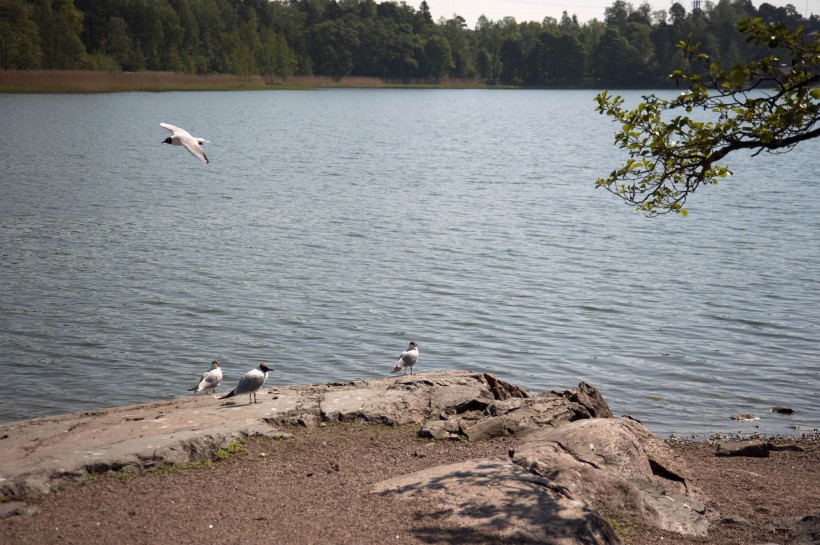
[181,139,209,164]
[160,122,192,138]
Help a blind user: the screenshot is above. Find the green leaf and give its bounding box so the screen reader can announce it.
[729,66,748,85]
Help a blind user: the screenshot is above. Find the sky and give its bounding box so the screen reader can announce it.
[426,0,819,27]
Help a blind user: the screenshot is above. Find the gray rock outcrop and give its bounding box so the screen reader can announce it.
[0,371,537,498]
[0,370,714,544]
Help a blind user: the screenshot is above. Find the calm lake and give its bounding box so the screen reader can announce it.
[0,89,818,437]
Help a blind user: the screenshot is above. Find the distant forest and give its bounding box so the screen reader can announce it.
[1,0,818,86]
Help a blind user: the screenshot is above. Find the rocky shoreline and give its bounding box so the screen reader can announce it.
[1,371,817,544]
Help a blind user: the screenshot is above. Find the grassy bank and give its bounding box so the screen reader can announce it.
[0,70,499,93]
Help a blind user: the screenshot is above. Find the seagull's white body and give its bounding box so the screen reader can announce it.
[189,360,222,395]
[160,122,209,164]
[392,341,419,375]
[220,364,272,404]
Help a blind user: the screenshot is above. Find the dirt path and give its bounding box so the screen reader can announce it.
[1,425,817,545]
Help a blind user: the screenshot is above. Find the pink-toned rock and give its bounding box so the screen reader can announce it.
[512,418,710,536]
[373,457,621,545]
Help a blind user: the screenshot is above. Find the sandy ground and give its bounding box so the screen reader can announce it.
[1,425,817,545]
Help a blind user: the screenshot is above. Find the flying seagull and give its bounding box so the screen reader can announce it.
[188,360,222,395]
[160,122,209,164]
[220,363,272,404]
[392,341,419,375]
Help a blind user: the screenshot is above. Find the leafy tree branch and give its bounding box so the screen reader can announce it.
[595,18,820,217]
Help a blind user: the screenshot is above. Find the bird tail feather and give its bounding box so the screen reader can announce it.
[219,390,236,399]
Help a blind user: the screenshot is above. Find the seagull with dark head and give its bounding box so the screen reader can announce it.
[160,122,209,164]
[220,363,272,404]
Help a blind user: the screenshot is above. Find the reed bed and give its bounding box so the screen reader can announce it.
[0,70,491,93]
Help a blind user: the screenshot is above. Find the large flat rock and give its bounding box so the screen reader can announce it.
[0,371,532,497]
[0,395,282,496]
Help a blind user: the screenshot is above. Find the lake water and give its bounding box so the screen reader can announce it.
[1,89,818,437]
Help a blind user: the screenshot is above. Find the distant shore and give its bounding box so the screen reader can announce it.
[0,70,512,93]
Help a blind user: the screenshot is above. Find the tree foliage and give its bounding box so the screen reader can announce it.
[595,18,819,216]
[0,0,42,69]
[1,0,819,86]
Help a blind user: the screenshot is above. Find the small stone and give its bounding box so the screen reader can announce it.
[719,515,750,526]
[768,443,805,453]
[715,439,770,457]
[730,413,759,423]
[771,406,794,415]
[418,421,451,440]
[443,419,461,434]
[0,502,40,519]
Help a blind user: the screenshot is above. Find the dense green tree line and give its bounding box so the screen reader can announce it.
[1,0,817,86]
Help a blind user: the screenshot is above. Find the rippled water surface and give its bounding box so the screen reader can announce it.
[1,89,818,436]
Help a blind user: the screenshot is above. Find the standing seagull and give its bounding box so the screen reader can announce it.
[220,364,272,404]
[160,122,209,164]
[188,360,222,395]
[392,341,419,375]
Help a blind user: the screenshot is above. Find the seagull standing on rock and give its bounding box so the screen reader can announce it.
[220,364,272,404]
[188,360,222,395]
[392,341,419,375]
[160,122,209,164]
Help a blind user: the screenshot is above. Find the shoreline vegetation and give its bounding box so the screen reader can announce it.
[0,70,517,93]
[3,1,817,92]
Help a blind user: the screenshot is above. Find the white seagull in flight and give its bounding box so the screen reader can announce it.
[220,363,272,404]
[392,340,419,375]
[160,122,209,164]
